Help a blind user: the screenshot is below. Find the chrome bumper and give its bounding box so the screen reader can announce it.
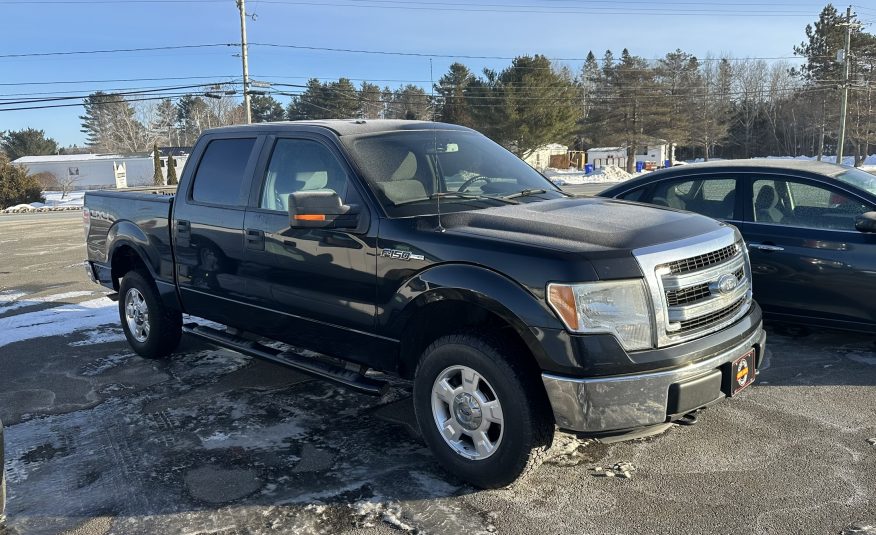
[542,325,765,433]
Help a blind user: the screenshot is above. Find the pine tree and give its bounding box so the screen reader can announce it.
[0,128,59,161]
[166,155,178,185]
[250,95,285,123]
[152,143,164,186]
[435,63,476,126]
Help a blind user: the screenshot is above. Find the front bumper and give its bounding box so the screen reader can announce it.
[542,322,766,433]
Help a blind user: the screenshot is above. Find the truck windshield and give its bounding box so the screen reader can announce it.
[341,129,564,217]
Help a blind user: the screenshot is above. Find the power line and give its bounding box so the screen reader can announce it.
[0,75,240,87]
[0,43,236,59]
[0,82,239,105]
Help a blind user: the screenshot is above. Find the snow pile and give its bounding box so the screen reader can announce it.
[543,165,634,185]
[2,190,85,213]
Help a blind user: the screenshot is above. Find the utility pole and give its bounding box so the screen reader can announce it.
[236,0,252,124]
[836,5,853,165]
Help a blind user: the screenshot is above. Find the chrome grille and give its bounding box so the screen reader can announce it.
[663,243,737,275]
[633,227,753,348]
[665,267,745,306]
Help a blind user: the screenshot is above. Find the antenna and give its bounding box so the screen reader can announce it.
[431,58,444,232]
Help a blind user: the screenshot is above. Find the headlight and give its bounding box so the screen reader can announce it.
[547,280,653,351]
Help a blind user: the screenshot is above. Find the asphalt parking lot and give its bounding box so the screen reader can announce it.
[0,212,875,535]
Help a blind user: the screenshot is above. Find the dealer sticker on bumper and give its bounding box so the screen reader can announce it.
[731,349,756,395]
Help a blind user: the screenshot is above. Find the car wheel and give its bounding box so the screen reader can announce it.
[119,270,182,359]
[413,333,554,488]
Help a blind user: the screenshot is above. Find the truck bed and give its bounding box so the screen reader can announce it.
[84,187,177,288]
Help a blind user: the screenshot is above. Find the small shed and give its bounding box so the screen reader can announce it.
[523,143,569,171]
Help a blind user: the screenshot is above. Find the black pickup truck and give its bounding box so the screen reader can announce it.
[85,120,766,488]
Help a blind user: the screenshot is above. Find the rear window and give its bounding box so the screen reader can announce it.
[191,138,256,206]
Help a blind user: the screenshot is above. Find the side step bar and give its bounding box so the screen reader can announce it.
[182,323,389,396]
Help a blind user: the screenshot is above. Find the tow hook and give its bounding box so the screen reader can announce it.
[676,411,699,426]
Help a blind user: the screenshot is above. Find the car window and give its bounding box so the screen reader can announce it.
[618,188,647,202]
[191,138,256,206]
[259,139,354,212]
[645,177,737,219]
[752,178,873,231]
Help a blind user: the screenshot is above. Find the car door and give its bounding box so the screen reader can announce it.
[240,135,390,368]
[742,173,876,329]
[174,134,263,328]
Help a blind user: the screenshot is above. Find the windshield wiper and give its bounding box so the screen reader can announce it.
[501,188,548,200]
[394,192,520,206]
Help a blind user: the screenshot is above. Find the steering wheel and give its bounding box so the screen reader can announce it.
[457,175,492,193]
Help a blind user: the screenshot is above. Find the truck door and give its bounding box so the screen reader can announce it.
[240,135,388,368]
[173,135,262,327]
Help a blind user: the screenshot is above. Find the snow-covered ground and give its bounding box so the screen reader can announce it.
[543,165,643,186]
[2,190,85,213]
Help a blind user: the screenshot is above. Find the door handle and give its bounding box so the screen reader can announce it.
[177,220,190,233]
[245,228,265,251]
[749,243,784,252]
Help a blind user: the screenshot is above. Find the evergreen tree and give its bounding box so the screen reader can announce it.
[152,99,178,146]
[358,82,384,119]
[435,63,476,126]
[0,155,43,208]
[251,95,285,123]
[0,128,59,160]
[469,55,582,158]
[80,92,147,152]
[166,155,178,185]
[152,143,163,186]
[177,95,214,145]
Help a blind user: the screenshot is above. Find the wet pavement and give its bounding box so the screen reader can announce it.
[1,212,875,535]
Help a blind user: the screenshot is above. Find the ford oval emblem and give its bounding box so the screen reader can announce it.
[717,273,738,294]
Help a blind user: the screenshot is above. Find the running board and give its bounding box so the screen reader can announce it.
[182,323,389,396]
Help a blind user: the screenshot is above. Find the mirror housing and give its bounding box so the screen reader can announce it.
[855,211,876,233]
[288,190,359,229]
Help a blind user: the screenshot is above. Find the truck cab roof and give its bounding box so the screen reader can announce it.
[201,119,471,138]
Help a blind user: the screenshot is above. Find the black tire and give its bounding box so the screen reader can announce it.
[413,333,554,489]
[118,270,182,359]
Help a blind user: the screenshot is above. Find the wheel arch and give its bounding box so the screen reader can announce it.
[386,263,562,379]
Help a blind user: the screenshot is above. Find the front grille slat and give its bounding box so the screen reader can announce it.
[663,243,737,275]
[678,298,745,333]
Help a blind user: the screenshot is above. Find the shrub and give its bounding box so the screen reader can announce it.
[0,156,44,208]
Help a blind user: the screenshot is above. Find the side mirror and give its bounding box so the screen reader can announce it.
[855,211,876,233]
[288,190,359,229]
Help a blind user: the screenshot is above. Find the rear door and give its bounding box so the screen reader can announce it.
[618,174,743,226]
[742,173,876,329]
[173,134,263,327]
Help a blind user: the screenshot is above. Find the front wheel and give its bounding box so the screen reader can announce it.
[118,270,182,358]
[413,334,554,488]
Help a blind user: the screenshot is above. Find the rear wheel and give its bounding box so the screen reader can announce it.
[413,334,554,488]
[119,270,182,358]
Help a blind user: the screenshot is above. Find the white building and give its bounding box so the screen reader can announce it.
[587,140,674,169]
[13,149,189,189]
[523,143,568,171]
[586,147,627,169]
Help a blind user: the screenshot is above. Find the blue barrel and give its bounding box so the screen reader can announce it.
[635,161,645,173]
[664,159,672,168]
[584,163,594,174]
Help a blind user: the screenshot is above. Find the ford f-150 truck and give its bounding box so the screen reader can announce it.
[84,120,766,488]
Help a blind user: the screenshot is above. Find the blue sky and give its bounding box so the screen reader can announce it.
[0,0,849,147]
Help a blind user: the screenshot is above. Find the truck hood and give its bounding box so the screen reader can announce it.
[441,197,727,254]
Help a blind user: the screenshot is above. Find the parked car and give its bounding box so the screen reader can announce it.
[599,160,876,333]
[1,418,5,525]
[85,120,765,488]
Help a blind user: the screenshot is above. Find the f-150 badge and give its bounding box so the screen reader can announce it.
[380,249,425,261]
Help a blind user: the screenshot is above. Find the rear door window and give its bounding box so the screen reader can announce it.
[191,138,257,206]
[645,177,738,219]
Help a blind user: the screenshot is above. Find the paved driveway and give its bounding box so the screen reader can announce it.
[1,212,874,535]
